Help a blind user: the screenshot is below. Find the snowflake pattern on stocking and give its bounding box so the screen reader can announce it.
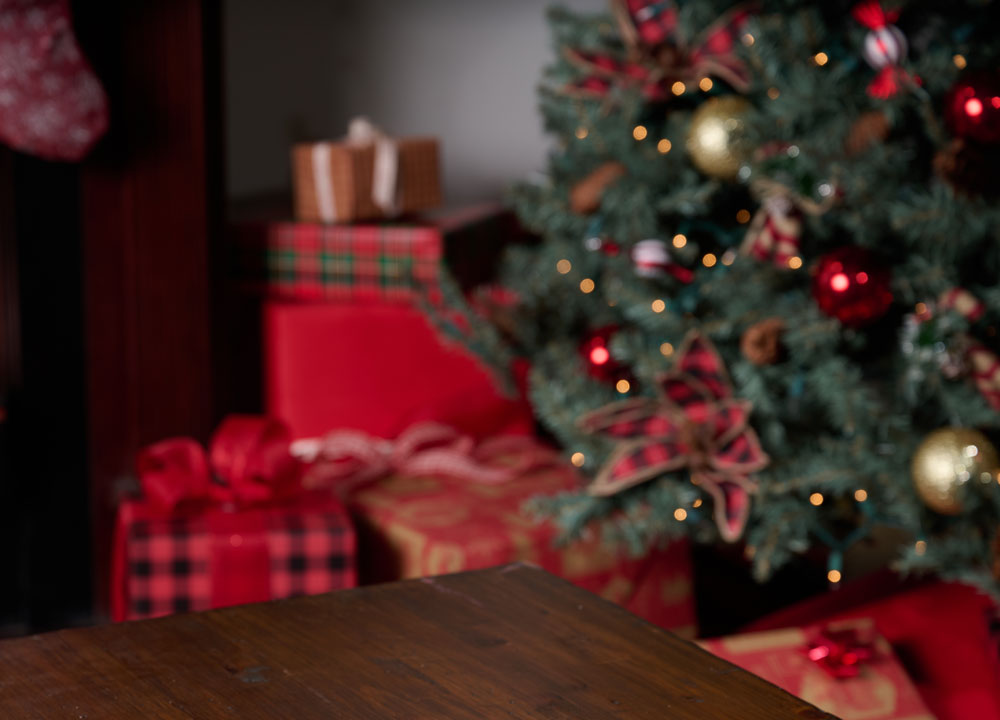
[0,0,108,161]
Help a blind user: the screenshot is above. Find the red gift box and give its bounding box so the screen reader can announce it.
[746,573,1000,720]
[303,425,697,636]
[264,301,534,441]
[111,416,357,622]
[699,619,935,719]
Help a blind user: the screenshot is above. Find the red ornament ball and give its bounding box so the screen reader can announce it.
[580,325,628,383]
[812,247,893,327]
[946,71,1000,144]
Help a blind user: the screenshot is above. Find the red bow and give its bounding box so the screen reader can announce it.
[136,416,303,511]
[579,332,769,542]
[805,621,878,679]
[565,1,755,101]
[294,422,560,493]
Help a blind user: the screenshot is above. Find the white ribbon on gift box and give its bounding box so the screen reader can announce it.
[310,117,401,223]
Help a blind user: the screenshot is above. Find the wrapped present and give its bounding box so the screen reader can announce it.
[263,301,534,442]
[301,423,697,636]
[111,416,356,622]
[240,222,444,304]
[745,574,1000,720]
[233,203,524,303]
[699,619,935,719]
[292,117,441,224]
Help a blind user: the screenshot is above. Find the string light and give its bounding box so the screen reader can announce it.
[787,256,803,270]
[813,52,829,66]
[914,302,928,315]
[742,33,755,46]
[673,508,688,521]
[570,452,586,467]
[854,489,868,502]
[580,278,595,293]
[809,492,824,506]
[672,233,687,248]
[953,54,967,69]
[827,569,842,583]
[699,77,713,92]
[721,249,736,266]
[633,124,648,140]
[671,81,686,96]
[914,540,927,556]
[616,379,631,393]
[702,253,717,268]
[736,209,751,224]
[692,498,702,508]
[767,87,780,100]
[575,126,589,139]
[556,259,572,274]
[657,138,672,153]
[660,342,674,356]
[651,299,666,313]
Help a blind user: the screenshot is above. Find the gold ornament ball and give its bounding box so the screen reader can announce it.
[911,427,999,515]
[685,96,752,181]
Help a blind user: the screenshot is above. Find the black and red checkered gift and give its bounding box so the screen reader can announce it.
[114,499,354,621]
[111,416,356,622]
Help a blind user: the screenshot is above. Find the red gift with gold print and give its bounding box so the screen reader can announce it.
[299,423,697,636]
[699,619,935,719]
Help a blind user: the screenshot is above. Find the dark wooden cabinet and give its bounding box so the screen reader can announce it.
[0,0,224,633]
[76,0,223,617]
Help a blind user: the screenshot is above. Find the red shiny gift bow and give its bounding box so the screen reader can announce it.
[136,415,304,512]
[805,622,878,679]
[293,422,563,493]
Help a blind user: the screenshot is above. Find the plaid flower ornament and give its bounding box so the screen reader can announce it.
[563,1,756,101]
[578,332,769,542]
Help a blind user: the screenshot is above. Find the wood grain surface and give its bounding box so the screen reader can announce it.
[0,564,837,718]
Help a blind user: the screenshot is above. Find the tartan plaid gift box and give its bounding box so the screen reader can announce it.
[111,416,356,622]
[302,423,697,637]
[291,118,441,224]
[233,203,525,304]
[239,222,444,304]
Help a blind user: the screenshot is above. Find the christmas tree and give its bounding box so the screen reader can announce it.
[486,0,1000,594]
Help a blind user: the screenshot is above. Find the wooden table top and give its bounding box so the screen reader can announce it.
[0,564,835,718]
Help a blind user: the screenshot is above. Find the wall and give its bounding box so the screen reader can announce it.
[224,0,604,203]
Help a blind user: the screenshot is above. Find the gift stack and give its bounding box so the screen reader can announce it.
[217,118,699,634]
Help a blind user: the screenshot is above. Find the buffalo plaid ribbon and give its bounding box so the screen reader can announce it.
[124,508,354,621]
[244,222,443,304]
[579,331,768,542]
[564,1,755,101]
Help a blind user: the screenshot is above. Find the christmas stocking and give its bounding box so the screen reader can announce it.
[0,0,108,161]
